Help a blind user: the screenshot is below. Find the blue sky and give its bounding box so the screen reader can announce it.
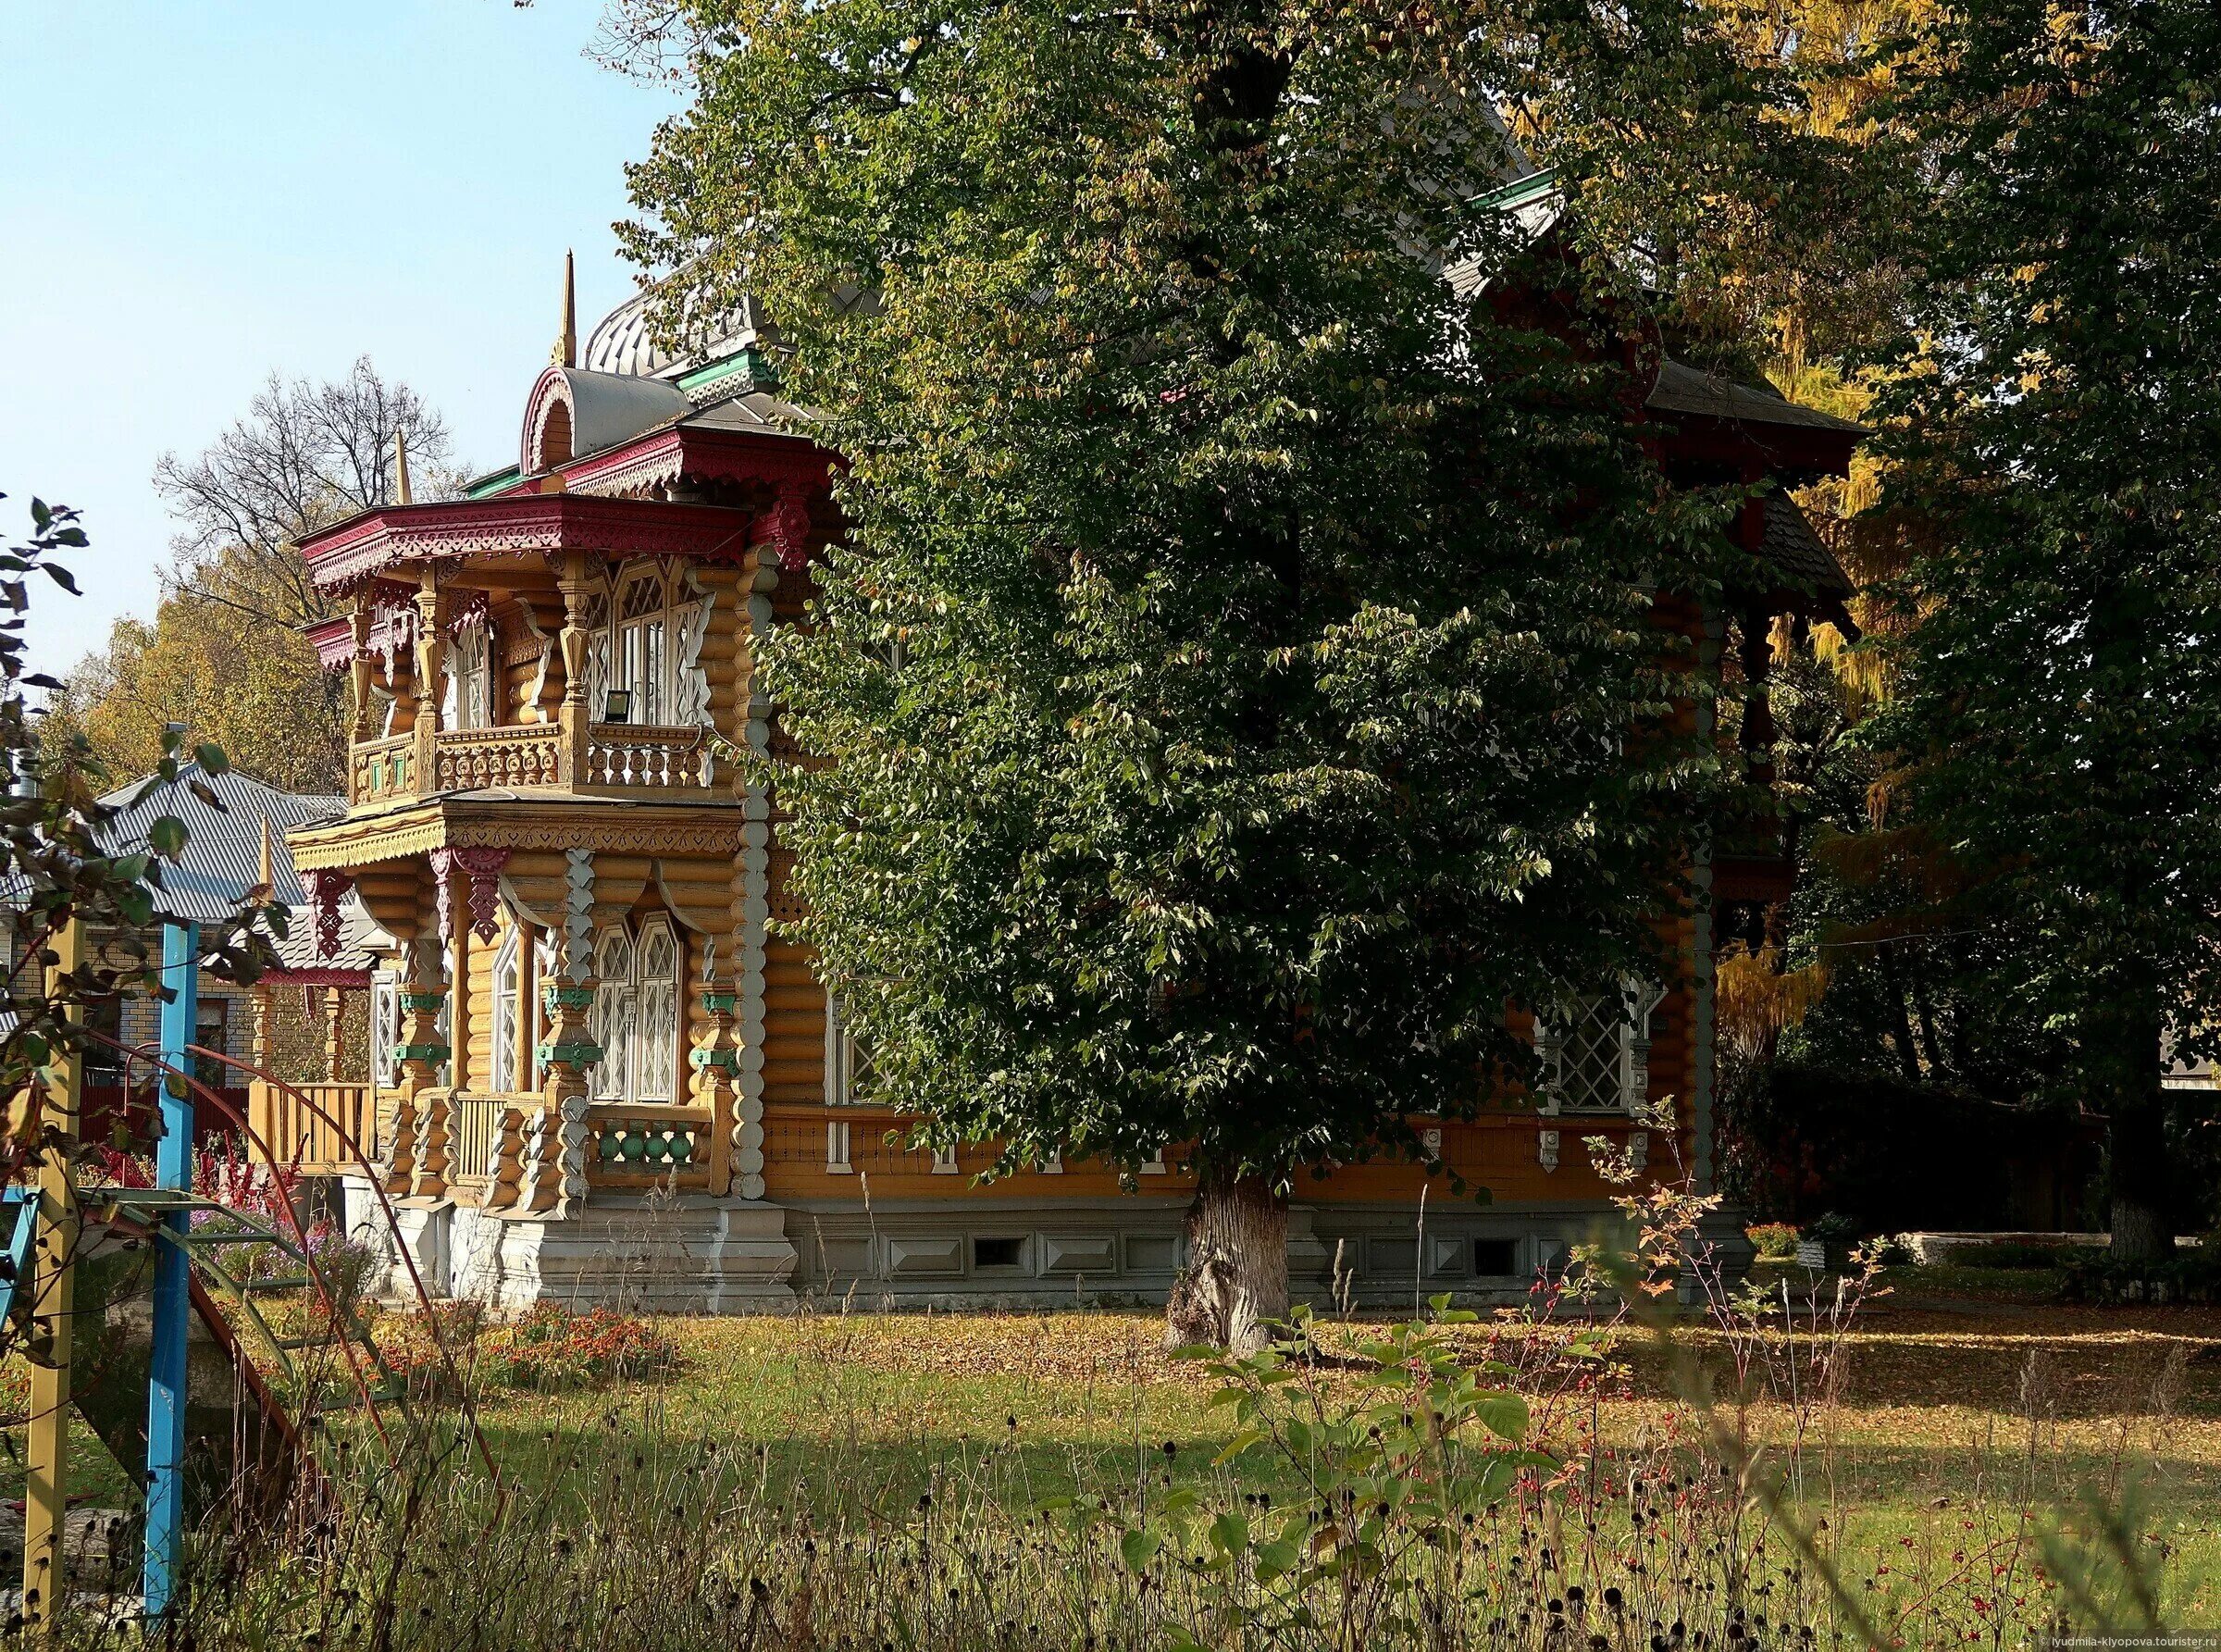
[0,1,683,675]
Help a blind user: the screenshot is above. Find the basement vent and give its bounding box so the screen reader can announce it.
[973,1236,1025,1271]
[1473,1238,1520,1278]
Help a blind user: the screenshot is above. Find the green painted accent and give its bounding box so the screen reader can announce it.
[700,992,739,1014]
[537,1041,604,1066]
[399,992,447,1012]
[689,1049,739,1073]
[594,1121,699,1169]
[1470,167,1560,213]
[395,1043,451,1063]
[676,345,777,395]
[542,985,595,1012]
[465,466,523,499]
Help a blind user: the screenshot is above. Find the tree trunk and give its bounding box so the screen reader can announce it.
[2106,1000,2171,1263]
[1165,1170,1289,1355]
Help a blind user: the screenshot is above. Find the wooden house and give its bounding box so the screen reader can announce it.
[277,195,1862,1309]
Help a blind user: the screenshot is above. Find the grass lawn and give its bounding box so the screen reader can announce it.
[10,1271,2221,1630]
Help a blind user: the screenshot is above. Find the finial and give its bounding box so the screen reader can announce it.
[393,429,414,505]
[552,248,578,368]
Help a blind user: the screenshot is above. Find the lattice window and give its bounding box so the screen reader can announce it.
[529,930,557,1091]
[370,972,402,1087]
[1535,985,1664,1115]
[442,621,494,731]
[670,572,710,726]
[591,927,636,1101]
[490,927,523,1095]
[617,568,668,725]
[634,917,680,1102]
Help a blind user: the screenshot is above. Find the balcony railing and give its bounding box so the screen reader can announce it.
[586,1100,718,1191]
[348,718,722,806]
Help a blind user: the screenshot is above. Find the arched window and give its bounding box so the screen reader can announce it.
[530,930,557,1091]
[490,925,537,1095]
[591,927,637,1101]
[617,568,667,724]
[634,917,680,1102]
[590,565,708,728]
[587,918,685,1101]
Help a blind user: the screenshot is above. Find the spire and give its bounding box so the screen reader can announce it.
[552,248,577,368]
[393,429,414,505]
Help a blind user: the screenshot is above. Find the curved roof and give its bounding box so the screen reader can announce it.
[523,366,693,474]
[584,287,763,379]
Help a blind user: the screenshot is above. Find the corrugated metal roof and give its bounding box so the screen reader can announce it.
[80,765,381,972]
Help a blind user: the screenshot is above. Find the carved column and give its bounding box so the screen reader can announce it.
[689,937,739,1196]
[555,550,595,788]
[249,984,277,1075]
[523,847,599,1214]
[393,937,450,1199]
[321,987,346,1083]
[726,541,782,1202]
[412,575,449,800]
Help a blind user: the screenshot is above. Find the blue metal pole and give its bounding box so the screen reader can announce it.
[143,918,197,1621]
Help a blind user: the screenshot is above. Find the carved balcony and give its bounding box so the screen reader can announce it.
[345,721,724,808]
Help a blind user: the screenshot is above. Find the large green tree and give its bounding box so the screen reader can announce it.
[1871,0,2221,1261]
[624,0,1854,1343]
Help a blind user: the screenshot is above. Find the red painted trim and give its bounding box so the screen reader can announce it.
[305,615,353,669]
[557,422,834,495]
[300,494,759,590]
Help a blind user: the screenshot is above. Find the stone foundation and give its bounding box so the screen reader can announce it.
[341,1181,1662,1313]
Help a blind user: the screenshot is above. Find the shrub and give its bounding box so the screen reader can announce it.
[1746,1221,1800,1261]
[482,1303,683,1390]
[2060,1246,2221,1306]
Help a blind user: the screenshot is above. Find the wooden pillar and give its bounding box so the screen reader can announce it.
[397,933,451,1199]
[250,981,277,1074]
[1738,604,1777,789]
[522,846,598,1214]
[322,987,347,1083]
[689,934,738,1196]
[555,550,594,787]
[23,919,83,1629]
[412,573,449,802]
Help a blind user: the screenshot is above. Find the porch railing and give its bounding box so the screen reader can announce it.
[248,1079,377,1175]
[447,1091,539,1191]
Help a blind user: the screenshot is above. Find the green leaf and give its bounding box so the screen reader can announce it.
[1473,1393,1528,1443]
[1120,1526,1163,1572]
[1211,1428,1267,1466]
[148,816,187,857]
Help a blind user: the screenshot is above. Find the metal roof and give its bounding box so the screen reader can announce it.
[81,765,381,974]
